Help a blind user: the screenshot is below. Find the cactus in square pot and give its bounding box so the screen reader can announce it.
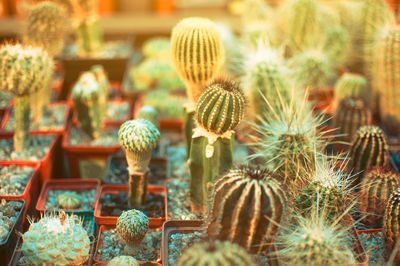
[170,17,224,156]
[118,119,160,207]
[0,44,51,152]
[189,79,245,213]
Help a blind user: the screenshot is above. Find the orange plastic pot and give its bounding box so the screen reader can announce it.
[94,184,167,227]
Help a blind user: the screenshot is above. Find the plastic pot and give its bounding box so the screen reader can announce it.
[92,224,162,265]
[36,178,101,216]
[0,198,25,264]
[62,123,121,179]
[0,132,60,184]
[94,184,167,227]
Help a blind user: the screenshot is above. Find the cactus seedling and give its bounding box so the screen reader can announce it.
[333,73,368,110]
[58,191,82,210]
[116,209,149,245]
[109,256,139,266]
[118,119,160,207]
[349,125,389,186]
[360,167,400,227]
[0,44,51,152]
[206,165,286,254]
[189,79,245,213]
[178,240,256,266]
[137,105,160,129]
[21,212,90,265]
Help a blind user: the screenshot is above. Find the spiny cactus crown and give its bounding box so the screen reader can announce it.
[72,72,101,101]
[118,119,160,153]
[0,44,51,96]
[195,79,245,134]
[178,240,256,266]
[25,1,66,57]
[21,212,90,265]
[116,209,149,245]
[58,191,82,210]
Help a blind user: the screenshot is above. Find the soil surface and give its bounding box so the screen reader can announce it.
[358,231,385,265]
[0,166,34,196]
[0,135,55,161]
[0,199,23,242]
[68,127,119,146]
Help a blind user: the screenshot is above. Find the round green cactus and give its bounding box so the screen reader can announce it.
[58,191,82,210]
[195,79,245,135]
[178,240,256,266]
[137,105,160,128]
[116,209,149,245]
[118,119,160,154]
[25,1,67,57]
[322,25,349,69]
[333,73,368,110]
[109,256,139,266]
[21,212,90,265]
[142,37,170,59]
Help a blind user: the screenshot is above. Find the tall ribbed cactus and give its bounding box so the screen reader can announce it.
[360,167,400,227]
[118,119,160,207]
[72,72,102,139]
[25,1,66,57]
[0,44,50,151]
[322,25,349,69]
[374,25,400,134]
[91,64,109,117]
[333,73,368,110]
[189,79,245,213]
[178,240,256,266]
[171,17,224,156]
[206,165,286,254]
[243,46,291,122]
[384,188,400,262]
[333,97,372,148]
[349,125,389,186]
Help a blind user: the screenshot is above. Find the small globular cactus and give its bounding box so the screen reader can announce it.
[177,240,256,266]
[109,256,139,266]
[333,97,372,147]
[384,188,400,262]
[333,73,368,110]
[21,212,90,265]
[118,119,160,207]
[170,17,224,104]
[349,125,389,186]
[58,191,82,210]
[72,71,102,139]
[189,79,245,213]
[142,37,171,59]
[206,165,286,254]
[116,209,149,245]
[25,1,67,57]
[136,105,160,129]
[360,167,400,227]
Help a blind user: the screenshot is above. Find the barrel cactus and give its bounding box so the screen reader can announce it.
[116,209,149,245]
[333,73,368,110]
[25,1,67,57]
[373,25,400,134]
[206,165,286,254]
[20,212,90,265]
[384,188,400,262]
[0,44,51,151]
[109,256,139,266]
[360,167,400,227]
[72,71,102,139]
[118,119,160,207]
[349,125,389,186]
[137,105,160,128]
[189,79,245,213]
[58,191,82,210]
[178,240,256,266]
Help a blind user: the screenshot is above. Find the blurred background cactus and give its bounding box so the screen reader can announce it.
[333,73,368,110]
[384,188,400,262]
[136,105,160,129]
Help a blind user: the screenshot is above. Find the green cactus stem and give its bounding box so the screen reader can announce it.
[189,79,245,213]
[137,105,159,129]
[118,119,160,207]
[333,73,368,110]
[206,165,286,254]
[91,64,109,118]
[14,95,30,152]
[322,25,349,69]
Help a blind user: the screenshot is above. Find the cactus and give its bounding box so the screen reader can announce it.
[333,73,368,110]
[360,167,400,227]
[25,1,66,57]
[277,210,356,265]
[171,17,224,156]
[21,211,90,265]
[91,64,109,118]
[384,188,400,261]
[242,46,291,122]
[189,79,245,213]
[137,105,160,129]
[374,25,400,134]
[116,209,149,245]
[58,191,82,210]
[249,90,328,193]
[142,37,171,59]
[349,125,389,186]
[333,97,372,147]
[109,256,139,266]
[72,71,102,139]
[178,240,256,266]
[322,25,349,69]
[118,119,160,207]
[206,165,286,254]
[143,90,185,119]
[0,44,50,152]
